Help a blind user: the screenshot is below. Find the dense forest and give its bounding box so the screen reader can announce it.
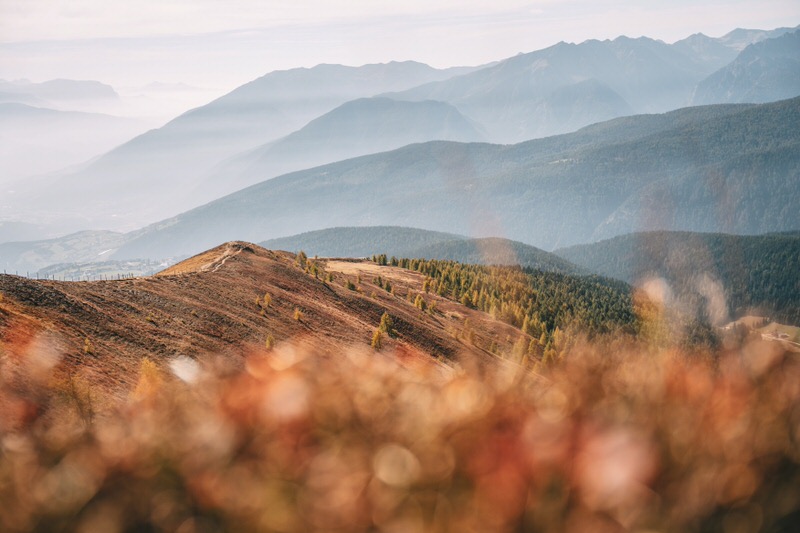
[557,231,800,324]
[372,254,636,347]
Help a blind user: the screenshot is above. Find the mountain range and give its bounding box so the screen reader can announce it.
[384,36,701,142]
[6,25,798,233]
[693,30,800,104]
[0,79,119,108]
[7,62,479,229]
[2,20,799,531]
[106,96,800,259]
[204,97,486,197]
[3,92,798,276]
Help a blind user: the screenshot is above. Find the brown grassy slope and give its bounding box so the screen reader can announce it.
[0,242,529,394]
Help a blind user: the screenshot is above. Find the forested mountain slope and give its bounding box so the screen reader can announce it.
[556,231,800,324]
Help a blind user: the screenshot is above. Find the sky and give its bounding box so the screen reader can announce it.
[1,0,798,101]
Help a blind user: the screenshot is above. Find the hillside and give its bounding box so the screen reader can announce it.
[692,30,800,104]
[0,242,539,394]
[261,226,466,258]
[208,97,486,194]
[112,98,800,260]
[556,231,800,324]
[261,227,581,274]
[407,237,583,274]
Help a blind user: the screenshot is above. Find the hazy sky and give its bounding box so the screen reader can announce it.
[2,0,798,94]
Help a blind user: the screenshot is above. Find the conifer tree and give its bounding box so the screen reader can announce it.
[371,329,383,350]
[379,312,395,337]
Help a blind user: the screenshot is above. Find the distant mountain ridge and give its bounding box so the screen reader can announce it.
[12,62,482,230]
[692,29,800,105]
[716,25,800,50]
[109,97,800,260]
[0,79,119,104]
[260,227,581,274]
[383,35,716,142]
[207,97,486,194]
[261,227,466,259]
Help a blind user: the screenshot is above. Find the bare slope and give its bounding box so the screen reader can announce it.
[0,242,528,394]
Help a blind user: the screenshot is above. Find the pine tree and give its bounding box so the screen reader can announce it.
[379,312,395,337]
[527,338,538,355]
[460,293,473,308]
[512,337,527,362]
[371,329,383,350]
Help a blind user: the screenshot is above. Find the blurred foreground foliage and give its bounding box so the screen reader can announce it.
[1,335,799,533]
